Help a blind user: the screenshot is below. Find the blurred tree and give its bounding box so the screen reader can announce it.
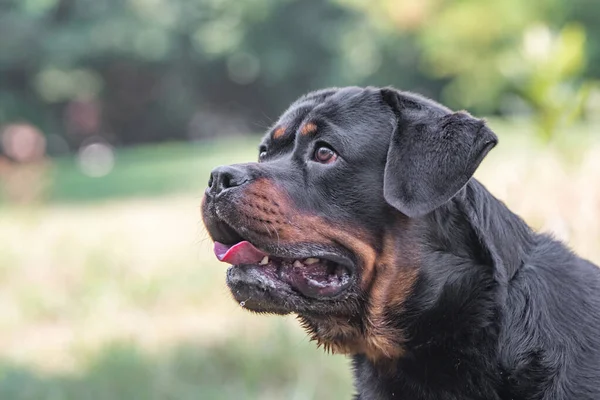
[566,0,600,80]
[0,0,442,148]
[502,24,593,141]
[0,0,599,148]
[338,0,598,140]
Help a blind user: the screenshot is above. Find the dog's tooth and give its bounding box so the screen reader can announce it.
[304,257,319,265]
[259,256,269,265]
[293,260,303,268]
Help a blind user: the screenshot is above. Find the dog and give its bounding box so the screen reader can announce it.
[201,86,600,399]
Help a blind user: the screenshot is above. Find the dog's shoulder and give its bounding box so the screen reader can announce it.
[498,233,600,398]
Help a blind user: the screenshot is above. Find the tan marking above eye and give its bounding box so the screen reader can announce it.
[300,122,317,136]
[273,126,286,139]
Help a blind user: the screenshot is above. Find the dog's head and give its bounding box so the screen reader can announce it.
[202,87,497,358]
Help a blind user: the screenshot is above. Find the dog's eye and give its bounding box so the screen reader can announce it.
[313,146,337,164]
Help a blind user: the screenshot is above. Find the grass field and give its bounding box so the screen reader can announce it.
[47,136,261,203]
[1,121,600,399]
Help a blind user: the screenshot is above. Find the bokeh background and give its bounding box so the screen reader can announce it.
[1,0,600,399]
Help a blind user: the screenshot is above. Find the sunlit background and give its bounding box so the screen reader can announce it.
[1,0,600,399]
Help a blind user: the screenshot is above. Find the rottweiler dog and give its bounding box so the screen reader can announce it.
[201,87,600,399]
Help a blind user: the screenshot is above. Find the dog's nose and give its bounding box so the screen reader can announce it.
[207,165,250,196]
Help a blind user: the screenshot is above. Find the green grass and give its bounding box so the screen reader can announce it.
[0,327,353,400]
[47,136,260,203]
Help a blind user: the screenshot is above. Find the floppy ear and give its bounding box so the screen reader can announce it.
[381,88,498,218]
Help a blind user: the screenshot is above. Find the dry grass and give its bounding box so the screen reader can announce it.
[478,135,600,263]
[1,196,290,368]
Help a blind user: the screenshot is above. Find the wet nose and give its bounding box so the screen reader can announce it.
[207,165,250,196]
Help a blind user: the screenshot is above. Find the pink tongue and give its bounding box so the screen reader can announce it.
[214,241,267,265]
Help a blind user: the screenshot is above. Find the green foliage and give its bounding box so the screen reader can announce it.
[502,24,594,141]
[339,0,599,141]
[419,0,562,111]
[0,0,599,146]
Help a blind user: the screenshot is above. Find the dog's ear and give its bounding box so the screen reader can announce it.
[381,88,498,218]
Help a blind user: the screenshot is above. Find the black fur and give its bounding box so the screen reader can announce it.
[354,176,600,399]
[202,86,600,400]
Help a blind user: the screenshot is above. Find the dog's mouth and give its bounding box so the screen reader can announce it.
[214,241,353,299]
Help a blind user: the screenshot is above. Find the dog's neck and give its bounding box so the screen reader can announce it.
[440,179,535,282]
[403,178,536,339]
[356,179,537,373]
[299,180,537,378]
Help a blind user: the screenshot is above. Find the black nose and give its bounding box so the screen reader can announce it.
[207,165,250,196]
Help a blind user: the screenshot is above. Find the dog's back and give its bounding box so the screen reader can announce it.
[499,237,600,399]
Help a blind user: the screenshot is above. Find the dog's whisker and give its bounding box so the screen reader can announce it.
[239,296,251,308]
[263,222,273,238]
